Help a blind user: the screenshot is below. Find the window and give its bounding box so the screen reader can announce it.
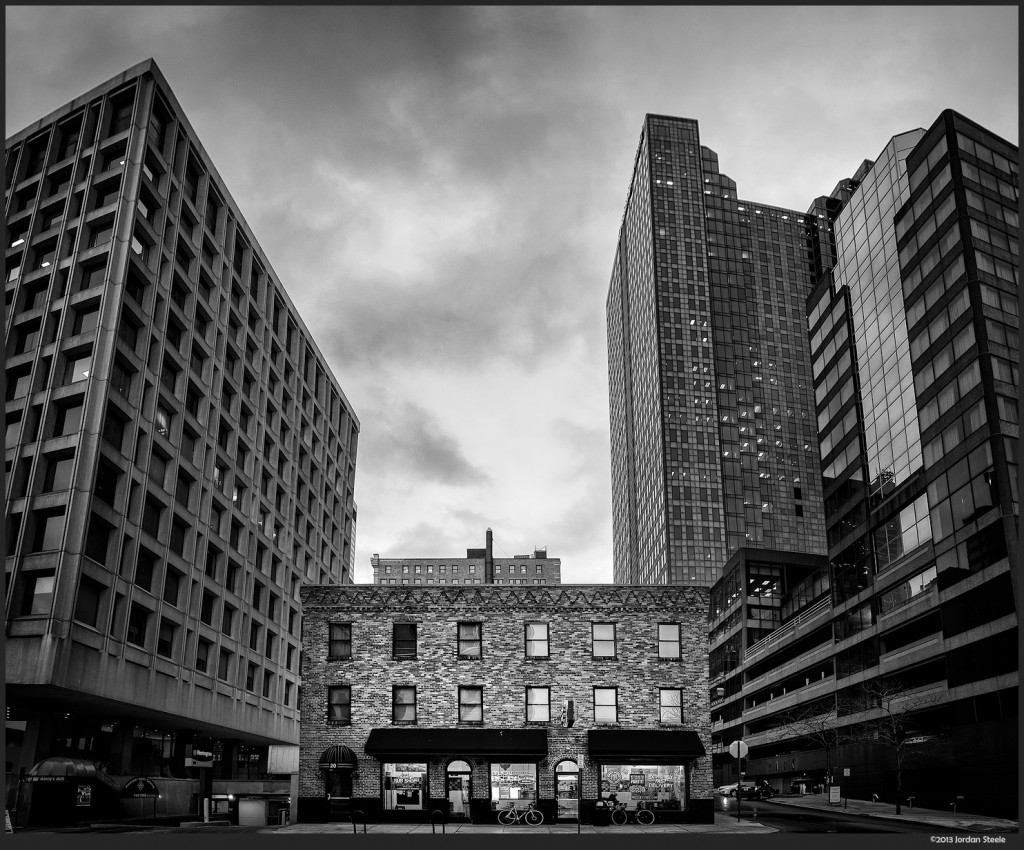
[154,405,172,438]
[126,603,150,648]
[660,688,683,724]
[592,623,617,658]
[594,687,618,725]
[55,401,84,436]
[393,623,417,660]
[157,619,176,658]
[458,686,483,723]
[329,623,352,659]
[217,649,232,681]
[73,577,103,627]
[526,686,550,722]
[43,455,76,492]
[163,568,182,606]
[134,549,156,592]
[246,662,258,691]
[658,623,682,659]
[458,622,482,659]
[525,622,549,657]
[66,353,92,384]
[200,591,215,625]
[393,685,416,724]
[32,512,65,552]
[222,603,236,636]
[195,638,211,673]
[22,572,56,616]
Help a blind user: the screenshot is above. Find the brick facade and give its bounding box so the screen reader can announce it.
[298,584,712,823]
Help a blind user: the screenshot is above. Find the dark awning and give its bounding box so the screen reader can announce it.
[26,756,119,790]
[588,730,706,762]
[319,745,358,770]
[364,728,547,759]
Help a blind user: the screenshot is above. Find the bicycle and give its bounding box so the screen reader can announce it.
[497,800,545,825]
[610,800,654,826]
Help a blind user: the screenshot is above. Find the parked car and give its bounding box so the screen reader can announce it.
[716,782,758,798]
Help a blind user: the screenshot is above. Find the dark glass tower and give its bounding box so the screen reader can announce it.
[607,115,827,587]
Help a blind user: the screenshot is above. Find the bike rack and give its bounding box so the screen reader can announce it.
[430,810,447,834]
[350,809,367,834]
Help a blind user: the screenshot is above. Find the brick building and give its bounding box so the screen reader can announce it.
[298,584,712,824]
[370,528,562,585]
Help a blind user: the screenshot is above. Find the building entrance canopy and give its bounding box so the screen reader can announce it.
[587,730,705,762]
[365,728,547,759]
[319,745,358,770]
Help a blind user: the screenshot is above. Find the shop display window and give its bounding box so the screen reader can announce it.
[383,762,427,811]
[599,764,685,811]
[490,762,537,810]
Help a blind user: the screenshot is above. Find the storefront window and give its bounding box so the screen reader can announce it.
[599,764,685,811]
[383,762,427,811]
[490,762,537,810]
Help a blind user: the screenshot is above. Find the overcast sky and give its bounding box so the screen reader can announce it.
[6,6,1018,584]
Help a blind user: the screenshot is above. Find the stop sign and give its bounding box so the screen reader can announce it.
[728,740,748,759]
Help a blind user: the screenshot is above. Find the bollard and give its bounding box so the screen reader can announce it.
[430,810,447,835]
[350,809,367,834]
[906,797,914,810]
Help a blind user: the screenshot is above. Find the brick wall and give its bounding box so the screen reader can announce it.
[298,584,712,815]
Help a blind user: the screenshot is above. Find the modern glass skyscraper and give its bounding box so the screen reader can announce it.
[708,110,1019,817]
[607,115,827,587]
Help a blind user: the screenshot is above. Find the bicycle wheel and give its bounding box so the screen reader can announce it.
[636,808,655,825]
[611,807,627,825]
[498,808,515,825]
[525,809,544,826]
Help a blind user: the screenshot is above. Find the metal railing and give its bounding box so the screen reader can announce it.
[744,597,832,661]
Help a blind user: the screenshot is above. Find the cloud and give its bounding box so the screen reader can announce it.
[358,396,488,487]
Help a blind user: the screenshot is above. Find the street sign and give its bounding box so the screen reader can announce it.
[727,740,748,759]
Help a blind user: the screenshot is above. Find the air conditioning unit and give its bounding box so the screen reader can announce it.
[560,699,575,728]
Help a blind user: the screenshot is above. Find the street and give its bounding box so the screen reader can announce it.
[739,800,971,834]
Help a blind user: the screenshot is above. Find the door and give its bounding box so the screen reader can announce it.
[326,770,353,821]
[446,760,472,819]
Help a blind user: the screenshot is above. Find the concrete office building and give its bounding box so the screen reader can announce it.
[708,110,1018,818]
[5,59,359,825]
[370,529,561,586]
[298,583,711,824]
[607,115,827,587]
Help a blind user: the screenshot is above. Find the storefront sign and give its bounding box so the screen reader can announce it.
[185,746,214,768]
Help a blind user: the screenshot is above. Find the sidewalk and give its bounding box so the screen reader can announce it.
[263,812,777,835]
[767,793,1018,833]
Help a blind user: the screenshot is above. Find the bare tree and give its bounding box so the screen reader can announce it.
[770,697,847,789]
[851,678,942,815]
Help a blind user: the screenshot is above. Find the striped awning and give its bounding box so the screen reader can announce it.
[319,745,358,770]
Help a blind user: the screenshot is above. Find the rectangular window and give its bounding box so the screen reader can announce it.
[594,687,618,725]
[157,619,176,658]
[393,623,417,660]
[458,622,482,658]
[592,623,617,658]
[660,688,683,724]
[329,623,351,659]
[217,649,232,681]
[458,686,484,723]
[126,603,149,648]
[526,686,550,722]
[195,638,211,673]
[22,572,56,616]
[73,577,103,627]
[393,685,416,724]
[525,622,549,657]
[658,623,682,659]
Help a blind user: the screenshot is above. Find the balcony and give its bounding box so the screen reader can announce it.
[744,597,832,663]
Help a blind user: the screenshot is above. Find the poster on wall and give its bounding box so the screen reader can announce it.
[76,785,92,807]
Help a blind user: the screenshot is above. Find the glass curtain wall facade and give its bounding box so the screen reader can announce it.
[608,115,827,587]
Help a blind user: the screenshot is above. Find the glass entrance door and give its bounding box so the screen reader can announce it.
[555,760,580,821]
[447,760,472,819]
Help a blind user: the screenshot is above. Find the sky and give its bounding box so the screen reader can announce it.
[5,6,1018,585]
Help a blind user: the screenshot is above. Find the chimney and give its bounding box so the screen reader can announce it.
[485,528,494,583]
